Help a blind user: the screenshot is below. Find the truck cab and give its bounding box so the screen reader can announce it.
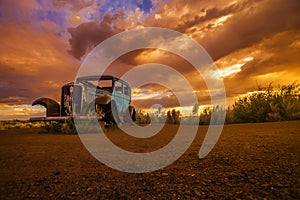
[32,76,136,124]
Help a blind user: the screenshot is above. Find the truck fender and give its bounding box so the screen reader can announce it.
[32,98,60,117]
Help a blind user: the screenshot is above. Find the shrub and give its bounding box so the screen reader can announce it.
[135,110,151,124]
[0,121,44,130]
[42,121,62,133]
[199,106,226,125]
[232,82,300,123]
[166,109,181,124]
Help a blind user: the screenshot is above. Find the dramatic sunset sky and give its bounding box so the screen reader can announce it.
[0,0,299,120]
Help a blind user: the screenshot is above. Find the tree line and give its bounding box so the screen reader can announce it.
[136,82,300,125]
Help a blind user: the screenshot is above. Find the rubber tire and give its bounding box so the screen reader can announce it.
[85,102,121,125]
[103,102,121,125]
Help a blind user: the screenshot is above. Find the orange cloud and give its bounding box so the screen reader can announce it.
[0,22,79,108]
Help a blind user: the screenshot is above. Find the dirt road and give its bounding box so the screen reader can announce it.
[0,121,299,199]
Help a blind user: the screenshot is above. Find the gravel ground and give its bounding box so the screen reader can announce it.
[0,121,299,199]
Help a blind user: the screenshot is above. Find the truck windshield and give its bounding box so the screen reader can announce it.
[80,79,113,93]
[77,78,113,107]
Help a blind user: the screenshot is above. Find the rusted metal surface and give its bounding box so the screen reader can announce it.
[32,98,60,117]
[32,76,136,124]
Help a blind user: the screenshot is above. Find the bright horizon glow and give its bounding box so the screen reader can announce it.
[132,91,172,100]
[0,104,46,120]
[217,63,244,78]
[143,104,213,117]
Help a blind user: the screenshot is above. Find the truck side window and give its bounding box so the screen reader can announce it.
[124,84,129,96]
[114,81,123,94]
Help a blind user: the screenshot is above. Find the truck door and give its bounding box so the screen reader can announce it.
[113,80,124,115]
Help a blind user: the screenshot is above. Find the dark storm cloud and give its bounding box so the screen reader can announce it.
[222,29,300,102]
[68,0,300,63]
[68,10,127,59]
[200,0,300,60]
[231,31,300,80]
[175,0,255,33]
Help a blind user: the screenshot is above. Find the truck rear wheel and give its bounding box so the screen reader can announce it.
[95,102,121,125]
